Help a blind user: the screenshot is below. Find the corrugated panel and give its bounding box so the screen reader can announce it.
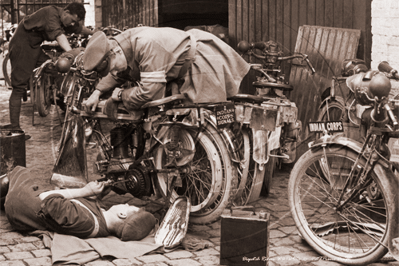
[102,0,158,29]
[288,25,361,132]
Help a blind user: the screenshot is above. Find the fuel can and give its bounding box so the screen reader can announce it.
[220,207,270,266]
[0,132,26,175]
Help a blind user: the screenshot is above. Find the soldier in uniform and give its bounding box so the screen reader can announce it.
[81,26,250,116]
[6,3,93,139]
[3,166,156,241]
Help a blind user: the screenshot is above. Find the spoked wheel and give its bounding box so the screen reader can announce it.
[155,122,238,224]
[2,52,11,88]
[288,146,397,265]
[59,73,79,147]
[318,98,345,122]
[317,98,346,140]
[35,73,52,117]
[231,128,250,206]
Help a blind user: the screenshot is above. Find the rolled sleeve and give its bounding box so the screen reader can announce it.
[121,82,165,110]
[96,73,124,93]
[44,9,64,40]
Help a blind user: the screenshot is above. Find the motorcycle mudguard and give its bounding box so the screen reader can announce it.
[310,135,399,260]
[252,128,268,166]
[51,114,88,188]
[309,134,364,155]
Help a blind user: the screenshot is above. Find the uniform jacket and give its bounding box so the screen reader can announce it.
[4,167,109,238]
[96,27,250,110]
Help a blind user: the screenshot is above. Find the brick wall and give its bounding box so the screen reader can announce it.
[371,0,399,71]
[372,0,399,91]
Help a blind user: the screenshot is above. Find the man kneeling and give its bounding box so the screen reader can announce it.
[4,166,156,241]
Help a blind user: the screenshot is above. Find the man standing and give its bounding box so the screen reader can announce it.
[81,27,250,115]
[5,3,93,139]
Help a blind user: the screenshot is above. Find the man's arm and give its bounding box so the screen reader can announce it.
[82,73,122,113]
[56,34,73,52]
[80,26,94,36]
[39,181,105,201]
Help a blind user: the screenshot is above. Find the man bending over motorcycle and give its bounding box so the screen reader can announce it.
[82,26,250,115]
[3,166,156,241]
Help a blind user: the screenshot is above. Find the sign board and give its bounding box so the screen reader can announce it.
[308,121,344,133]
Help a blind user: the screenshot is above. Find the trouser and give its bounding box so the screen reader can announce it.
[8,23,49,130]
[4,166,53,231]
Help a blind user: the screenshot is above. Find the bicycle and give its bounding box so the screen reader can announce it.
[288,61,399,265]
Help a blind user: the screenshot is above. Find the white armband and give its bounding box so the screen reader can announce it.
[141,71,167,83]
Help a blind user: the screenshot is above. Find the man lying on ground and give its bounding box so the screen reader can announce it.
[3,166,156,241]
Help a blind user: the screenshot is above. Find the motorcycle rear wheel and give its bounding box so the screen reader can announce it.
[288,146,396,265]
[155,122,238,225]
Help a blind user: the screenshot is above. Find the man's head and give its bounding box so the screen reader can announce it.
[62,3,86,28]
[83,31,127,77]
[107,204,156,241]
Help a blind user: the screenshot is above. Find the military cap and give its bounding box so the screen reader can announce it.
[116,209,156,241]
[83,31,111,76]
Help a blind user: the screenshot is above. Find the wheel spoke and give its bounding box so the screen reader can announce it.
[289,147,392,263]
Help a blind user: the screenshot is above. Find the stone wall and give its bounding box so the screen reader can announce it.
[371,0,399,71]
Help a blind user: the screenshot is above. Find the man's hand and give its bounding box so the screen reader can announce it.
[111,87,123,101]
[83,180,105,196]
[82,90,101,114]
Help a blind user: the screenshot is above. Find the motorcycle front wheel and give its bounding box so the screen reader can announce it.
[288,146,397,265]
[155,122,238,225]
[35,73,52,117]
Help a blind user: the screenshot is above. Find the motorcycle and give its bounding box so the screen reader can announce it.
[52,53,239,225]
[288,61,399,265]
[29,34,91,118]
[229,40,315,202]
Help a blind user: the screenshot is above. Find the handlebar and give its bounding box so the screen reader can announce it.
[378,61,399,80]
[237,40,316,75]
[384,103,399,128]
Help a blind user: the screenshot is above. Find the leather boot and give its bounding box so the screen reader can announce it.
[9,90,22,131]
[8,91,31,140]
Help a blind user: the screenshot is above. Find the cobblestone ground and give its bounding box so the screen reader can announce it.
[1,81,398,266]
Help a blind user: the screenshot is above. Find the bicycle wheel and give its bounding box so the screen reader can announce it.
[289,146,397,265]
[35,73,52,117]
[155,122,238,224]
[2,52,11,88]
[318,98,345,122]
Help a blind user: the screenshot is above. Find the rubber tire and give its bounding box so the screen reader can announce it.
[2,52,11,88]
[35,73,52,117]
[288,146,397,265]
[261,149,277,197]
[155,122,238,225]
[317,98,346,122]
